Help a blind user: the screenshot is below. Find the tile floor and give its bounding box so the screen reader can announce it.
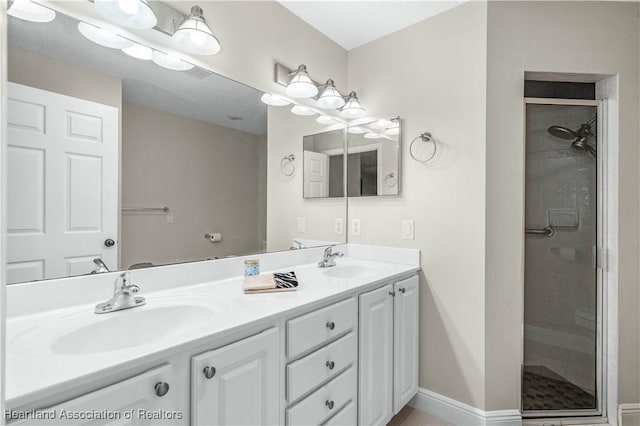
[388,406,452,426]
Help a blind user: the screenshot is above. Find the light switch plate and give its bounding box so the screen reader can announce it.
[335,218,344,235]
[402,220,415,240]
[297,217,306,233]
[351,218,361,236]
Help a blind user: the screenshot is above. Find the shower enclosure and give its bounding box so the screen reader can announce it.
[523,99,603,418]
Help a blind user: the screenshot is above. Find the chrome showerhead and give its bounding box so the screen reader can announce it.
[548,125,578,140]
[548,116,597,157]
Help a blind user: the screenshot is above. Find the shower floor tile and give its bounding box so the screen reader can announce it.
[523,365,596,411]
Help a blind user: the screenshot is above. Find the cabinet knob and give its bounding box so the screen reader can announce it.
[388,291,396,297]
[325,400,335,410]
[399,287,406,293]
[154,382,170,397]
[326,360,335,370]
[326,321,335,330]
[203,366,216,379]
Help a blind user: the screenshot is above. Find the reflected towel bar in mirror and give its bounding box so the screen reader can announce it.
[122,206,170,213]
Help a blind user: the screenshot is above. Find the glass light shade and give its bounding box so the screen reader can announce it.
[261,93,291,107]
[364,132,381,139]
[8,0,56,22]
[94,0,157,29]
[370,118,393,129]
[286,65,318,98]
[316,115,338,125]
[78,22,133,50]
[316,80,345,109]
[291,105,316,116]
[151,50,194,71]
[122,42,153,60]
[348,126,366,134]
[172,6,220,56]
[339,92,366,119]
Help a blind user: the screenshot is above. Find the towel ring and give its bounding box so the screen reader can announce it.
[410,132,437,163]
[384,172,397,187]
[280,154,295,176]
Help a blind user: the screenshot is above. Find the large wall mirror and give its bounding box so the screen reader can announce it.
[347,118,401,197]
[5,8,346,284]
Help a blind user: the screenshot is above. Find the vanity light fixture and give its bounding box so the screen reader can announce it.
[286,65,318,98]
[78,22,133,50]
[261,93,291,107]
[94,0,157,29]
[316,79,345,109]
[348,126,366,134]
[172,5,220,55]
[7,0,56,22]
[291,105,317,116]
[151,50,194,71]
[316,115,339,125]
[340,92,366,119]
[122,42,153,60]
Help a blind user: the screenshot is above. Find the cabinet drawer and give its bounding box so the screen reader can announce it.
[287,331,356,402]
[287,298,356,358]
[286,366,356,426]
[323,400,356,426]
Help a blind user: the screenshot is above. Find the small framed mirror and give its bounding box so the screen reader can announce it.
[347,117,401,197]
[302,128,346,199]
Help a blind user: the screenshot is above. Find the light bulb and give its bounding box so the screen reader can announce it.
[117,0,139,15]
[172,6,220,55]
[340,92,366,119]
[286,65,318,98]
[316,79,345,109]
[94,0,157,29]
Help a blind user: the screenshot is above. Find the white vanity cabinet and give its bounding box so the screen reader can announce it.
[190,327,280,426]
[11,364,180,425]
[358,275,420,425]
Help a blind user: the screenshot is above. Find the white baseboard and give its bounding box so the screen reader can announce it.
[409,388,522,426]
[618,403,640,426]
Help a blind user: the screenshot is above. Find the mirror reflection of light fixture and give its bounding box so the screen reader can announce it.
[78,22,133,50]
[172,5,220,56]
[316,79,345,109]
[94,0,157,29]
[348,126,366,134]
[151,50,194,71]
[370,118,393,129]
[291,105,317,116]
[286,65,318,98]
[340,92,366,119]
[8,0,56,22]
[261,93,291,106]
[122,42,153,60]
[364,132,381,139]
[316,115,338,125]
[385,118,400,136]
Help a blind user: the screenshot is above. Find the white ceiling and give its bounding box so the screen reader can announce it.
[278,1,467,50]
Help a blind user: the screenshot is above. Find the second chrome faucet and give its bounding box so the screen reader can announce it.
[95,272,146,314]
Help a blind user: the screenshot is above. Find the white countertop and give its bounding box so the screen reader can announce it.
[6,254,420,408]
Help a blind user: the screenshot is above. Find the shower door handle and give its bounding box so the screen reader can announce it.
[525,226,555,237]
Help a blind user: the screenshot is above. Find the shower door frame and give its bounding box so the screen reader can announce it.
[522,97,607,422]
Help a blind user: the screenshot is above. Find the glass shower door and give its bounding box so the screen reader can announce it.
[523,101,601,417]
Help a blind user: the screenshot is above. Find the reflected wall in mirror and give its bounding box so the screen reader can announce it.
[5,9,344,284]
[347,118,401,197]
[303,129,346,199]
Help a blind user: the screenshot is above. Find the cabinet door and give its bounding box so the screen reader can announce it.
[11,364,180,425]
[191,328,279,426]
[358,284,394,426]
[393,275,420,413]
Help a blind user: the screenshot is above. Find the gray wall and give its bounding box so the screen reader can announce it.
[121,102,265,268]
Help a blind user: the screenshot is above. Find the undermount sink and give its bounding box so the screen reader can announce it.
[11,304,216,356]
[321,264,383,279]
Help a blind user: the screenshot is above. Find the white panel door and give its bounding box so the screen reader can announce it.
[393,275,420,413]
[191,328,280,425]
[304,150,329,198]
[7,83,118,283]
[359,284,394,426]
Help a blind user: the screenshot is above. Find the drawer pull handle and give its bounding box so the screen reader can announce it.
[326,321,335,330]
[203,366,216,379]
[326,360,335,370]
[399,287,406,293]
[326,400,335,410]
[388,291,396,297]
[154,382,170,397]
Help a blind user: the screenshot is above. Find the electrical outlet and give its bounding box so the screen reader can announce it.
[402,220,415,240]
[335,218,344,235]
[166,212,174,224]
[297,217,306,233]
[351,218,361,236]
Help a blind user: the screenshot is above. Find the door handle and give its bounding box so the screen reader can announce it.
[104,238,116,247]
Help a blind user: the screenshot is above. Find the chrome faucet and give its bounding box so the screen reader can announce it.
[95,272,146,314]
[318,246,343,268]
[91,258,110,274]
[290,239,306,250]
